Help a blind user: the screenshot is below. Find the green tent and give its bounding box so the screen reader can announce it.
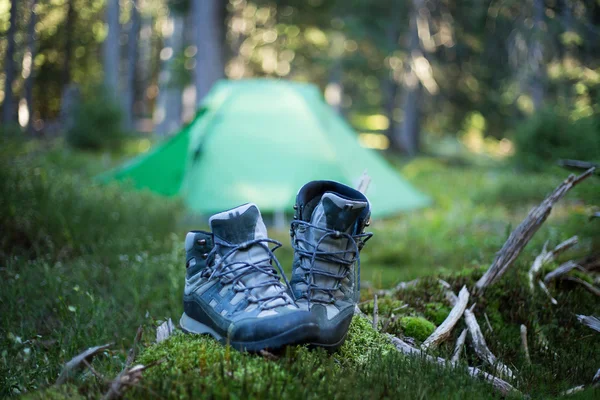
[104,79,430,218]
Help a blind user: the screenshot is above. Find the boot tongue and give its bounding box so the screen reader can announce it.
[209,203,268,244]
[310,192,367,233]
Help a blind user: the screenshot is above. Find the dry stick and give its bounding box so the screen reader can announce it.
[422,286,469,351]
[484,313,494,333]
[450,329,468,364]
[561,368,600,396]
[56,343,112,385]
[528,236,579,291]
[576,314,600,333]
[103,326,143,400]
[388,336,520,397]
[563,276,600,297]
[543,260,580,283]
[474,168,595,294]
[372,295,379,331]
[156,318,174,344]
[537,280,558,305]
[353,307,519,397]
[593,368,600,386]
[356,170,372,195]
[464,307,514,379]
[520,325,530,365]
[439,279,459,306]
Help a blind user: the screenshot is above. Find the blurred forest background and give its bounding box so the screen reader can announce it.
[1,0,600,165]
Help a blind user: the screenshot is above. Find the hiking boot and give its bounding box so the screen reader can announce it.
[180,203,319,352]
[290,181,373,350]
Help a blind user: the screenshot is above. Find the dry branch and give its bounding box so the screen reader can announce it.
[372,295,379,331]
[388,336,520,397]
[537,280,558,305]
[520,325,530,365]
[439,279,459,306]
[422,286,469,351]
[156,318,175,343]
[56,343,112,385]
[451,329,468,364]
[576,314,600,333]
[356,170,372,194]
[528,236,579,291]
[103,326,143,400]
[474,168,594,294]
[464,308,514,379]
[563,277,600,297]
[544,260,580,283]
[593,368,600,386]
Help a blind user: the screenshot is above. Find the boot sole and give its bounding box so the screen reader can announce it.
[180,312,318,352]
[310,333,348,352]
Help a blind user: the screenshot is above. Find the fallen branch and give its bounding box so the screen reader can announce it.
[528,236,579,291]
[103,326,143,400]
[56,343,112,385]
[388,336,519,397]
[475,169,594,294]
[576,314,600,333]
[464,307,514,379]
[563,276,600,297]
[544,260,580,283]
[422,286,469,351]
[520,325,530,365]
[450,329,468,364]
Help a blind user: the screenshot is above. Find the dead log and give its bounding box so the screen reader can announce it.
[528,236,579,291]
[475,169,594,294]
[520,325,530,365]
[388,336,520,397]
[464,307,514,379]
[422,286,469,351]
[544,260,580,283]
[56,343,112,385]
[451,329,468,364]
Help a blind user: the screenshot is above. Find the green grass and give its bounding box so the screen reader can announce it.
[1,137,598,398]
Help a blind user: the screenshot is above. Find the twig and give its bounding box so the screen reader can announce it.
[464,308,514,379]
[593,368,600,386]
[538,280,558,305]
[450,329,468,364]
[475,169,594,294]
[422,286,469,351]
[439,279,458,306]
[56,343,112,385]
[103,326,143,400]
[563,277,600,297]
[544,260,580,283]
[356,170,372,194]
[372,295,379,331]
[557,159,599,172]
[388,335,520,396]
[528,237,579,291]
[520,325,530,365]
[83,359,108,382]
[560,385,586,396]
[484,313,494,333]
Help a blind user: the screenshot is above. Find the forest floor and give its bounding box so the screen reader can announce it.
[1,136,598,399]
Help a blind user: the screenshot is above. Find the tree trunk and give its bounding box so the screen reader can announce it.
[2,0,18,125]
[154,14,185,135]
[138,14,153,118]
[530,0,545,111]
[124,0,141,131]
[397,0,423,156]
[23,0,37,133]
[193,0,224,105]
[62,0,75,86]
[384,5,401,151]
[103,0,120,96]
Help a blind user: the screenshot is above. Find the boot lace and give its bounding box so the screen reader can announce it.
[203,237,295,310]
[291,220,372,306]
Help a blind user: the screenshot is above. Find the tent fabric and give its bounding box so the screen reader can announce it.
[103,79,431,218]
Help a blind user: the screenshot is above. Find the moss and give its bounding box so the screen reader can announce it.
[424,302,451,326]
[337,316,395,365]
[400,316,436,342]
[22,384,84,400]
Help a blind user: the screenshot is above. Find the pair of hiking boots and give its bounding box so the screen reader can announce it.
[180,180,372,352]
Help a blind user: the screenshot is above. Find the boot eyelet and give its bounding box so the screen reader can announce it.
[197,239,206,245]
[201,253,208,259]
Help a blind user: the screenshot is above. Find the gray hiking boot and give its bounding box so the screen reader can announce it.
[180,203,319,352]
[290,181,373,350]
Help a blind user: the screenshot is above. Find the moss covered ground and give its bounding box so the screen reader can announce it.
[1,137,598,398]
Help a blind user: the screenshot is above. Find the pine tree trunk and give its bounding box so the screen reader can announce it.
[193,0,224,105]
[530,0,545,111]
[154,14,185,135]
[384,5,402,151]
[397,0,422,156]
[23,0,37,133]
[103,0,120,96]
[124,0,140,131]
[2,0,18,125]
[62,0,75,86]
